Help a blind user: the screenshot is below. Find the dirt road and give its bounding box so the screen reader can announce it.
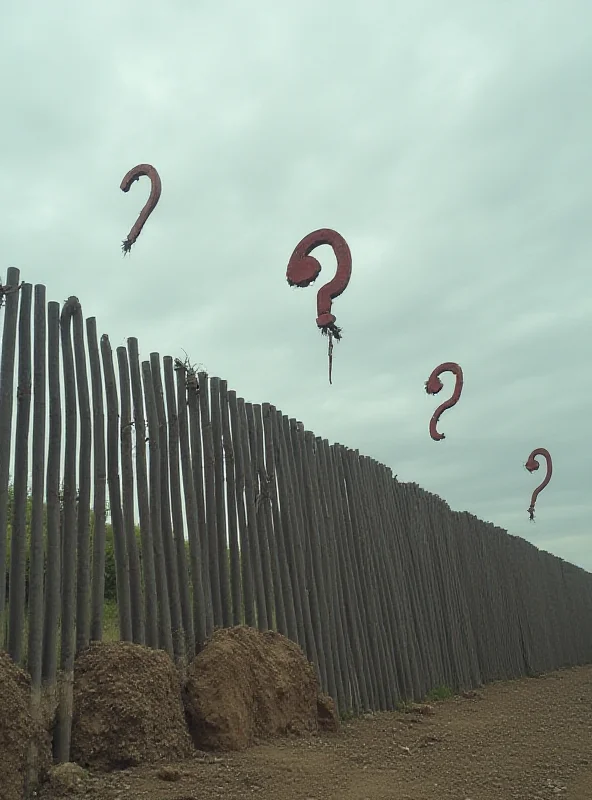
[44,664,592,800]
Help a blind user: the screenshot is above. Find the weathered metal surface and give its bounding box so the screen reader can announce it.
[286,228,352,332]
[120,164,162,254]
[286,229,352,383]
[525,448,553,520]
[425,362,464,441]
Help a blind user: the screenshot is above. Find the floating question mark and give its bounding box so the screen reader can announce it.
[286,228,352,384]
[120,164,162,255]
[425,362,464,441]
[525,447,552,521]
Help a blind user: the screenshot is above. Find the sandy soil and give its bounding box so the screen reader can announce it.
[43,663,592,800]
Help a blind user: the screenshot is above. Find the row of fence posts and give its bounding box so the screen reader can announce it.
[1,267,592,770]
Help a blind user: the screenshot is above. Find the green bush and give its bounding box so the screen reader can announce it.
[3,484,202,609]
[3,484,121,604]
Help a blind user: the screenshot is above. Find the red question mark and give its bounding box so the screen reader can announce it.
[425,362,464,441]
[525,447,552,521]
[120,164,162,255]
[287,229,352,384]
[287,229,352,332]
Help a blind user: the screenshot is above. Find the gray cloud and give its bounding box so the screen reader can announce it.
[1,0,590,569]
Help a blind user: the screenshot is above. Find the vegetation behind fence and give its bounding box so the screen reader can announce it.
[1,268,592,765]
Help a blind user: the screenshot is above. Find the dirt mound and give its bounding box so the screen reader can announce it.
[183,626,320,750]
[0,651,36,800]
[71,641,193,771]
[317,693,340,732]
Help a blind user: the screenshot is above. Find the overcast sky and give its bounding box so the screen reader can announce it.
[1,1,590,572]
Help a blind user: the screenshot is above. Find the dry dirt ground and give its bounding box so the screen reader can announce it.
[46,663,592,800]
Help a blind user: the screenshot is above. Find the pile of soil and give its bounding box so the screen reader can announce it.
[183,626,321,750]
[0,651,36,800]
[71,641,193,771]
[316,693,340,732]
